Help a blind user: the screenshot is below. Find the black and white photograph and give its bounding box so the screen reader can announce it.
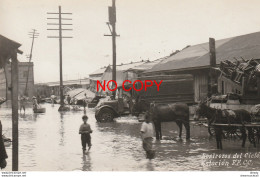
[0,0,260,175]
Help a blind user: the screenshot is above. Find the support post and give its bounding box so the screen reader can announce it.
[59,6,64,108]
[105,0,118,100]
[111,0,116,99]
[3,64,9,99]
[25,29,38,97]
[11,52,19,171]
[209,38,217,97]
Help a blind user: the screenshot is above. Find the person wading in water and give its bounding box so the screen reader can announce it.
[79,115,93,154]
[140,112,155,159]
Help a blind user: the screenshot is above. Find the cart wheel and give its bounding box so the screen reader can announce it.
[223,127,242,140]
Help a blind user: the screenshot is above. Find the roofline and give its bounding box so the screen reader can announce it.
[143,65,214,74]
[0,35,22,48]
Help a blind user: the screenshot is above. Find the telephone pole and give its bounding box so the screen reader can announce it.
[47,6,73,111]
[104,0,119,99]
[24,29,39,97]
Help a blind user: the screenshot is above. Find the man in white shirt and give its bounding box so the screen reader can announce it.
[140,112,155,159]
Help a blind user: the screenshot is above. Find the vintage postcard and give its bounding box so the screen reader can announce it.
[0,0,260,176]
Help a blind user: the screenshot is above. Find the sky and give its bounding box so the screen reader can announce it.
[1,0,260,83]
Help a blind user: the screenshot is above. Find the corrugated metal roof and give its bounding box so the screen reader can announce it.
[101,70,126,86]
[89,76,102,81]
[89,66,110,76]
[146,31,260,73]
[45,78,89,87]
[116,61,147,71]
[126,57,167,72]
[66,88,95,100]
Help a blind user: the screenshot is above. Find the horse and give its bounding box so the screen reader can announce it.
[133,99,190,140]
[195,101,256,149]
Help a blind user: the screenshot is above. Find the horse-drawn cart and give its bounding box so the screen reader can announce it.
[211,123,260,144]
[195,101,260,149]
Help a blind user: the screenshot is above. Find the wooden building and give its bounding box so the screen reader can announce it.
[144,31,260,103]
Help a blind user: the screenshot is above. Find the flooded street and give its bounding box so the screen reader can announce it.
[1,102,260,171]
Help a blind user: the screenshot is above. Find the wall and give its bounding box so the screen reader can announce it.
[194,73,209,102]
[18,62,34,98]
[0,62,34,99]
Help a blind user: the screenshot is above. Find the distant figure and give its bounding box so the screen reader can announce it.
[32,96,38,111]
[79,115,93,154]
[37,95,41,105]
[0,121,8,169]
[83,93,87,111]
[19,95,26,113]
[140,112,155,159]
[129,97,134,115]
[51,95,56,106]
[67,95,71,105]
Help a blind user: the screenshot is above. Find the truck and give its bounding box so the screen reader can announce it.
[95,74,194,122]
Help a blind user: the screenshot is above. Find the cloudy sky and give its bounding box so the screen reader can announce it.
[1,0,260,82]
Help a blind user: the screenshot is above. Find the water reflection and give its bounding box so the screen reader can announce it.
[146,160,154,171]
[82,153,92,171]
[59,112,65,146]
[0,102,260,171]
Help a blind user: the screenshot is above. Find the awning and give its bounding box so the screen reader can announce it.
[66,88,95,100]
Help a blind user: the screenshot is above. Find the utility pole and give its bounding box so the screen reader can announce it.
[47,6,73,111]
[11,51,19,171]
[209,37,217,97]
[24,29,39,97]
[104,0,119,99]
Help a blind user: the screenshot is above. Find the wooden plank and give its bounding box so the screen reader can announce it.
[212,123,260,127]
[219,75,242,92]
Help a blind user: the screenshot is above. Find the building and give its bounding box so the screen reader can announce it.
[89,60,150,93]
[125,57,167,81]
[144,31,260,102]
[0,61,34,99]
[89,66,112,92]
[101,60,148,85]
[35,78,90,97]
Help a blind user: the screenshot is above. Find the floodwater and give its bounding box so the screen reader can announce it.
[0,102,260,171]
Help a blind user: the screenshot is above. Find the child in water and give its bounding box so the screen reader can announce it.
[79,115,93,153]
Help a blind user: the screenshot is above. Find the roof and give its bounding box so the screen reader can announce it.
[66,88,95,99]
[90,60,148,77]
[126,57,167,72]
[101,70,125,86]
[96,60,148,86]
[44,78,90,87]
[116,60,148,71]
[89,66,110,76]
[146,31,260,74]
[89,76,102,81]
[0,35,22,68]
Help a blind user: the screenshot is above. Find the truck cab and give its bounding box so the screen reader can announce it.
[95,86,132,122]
